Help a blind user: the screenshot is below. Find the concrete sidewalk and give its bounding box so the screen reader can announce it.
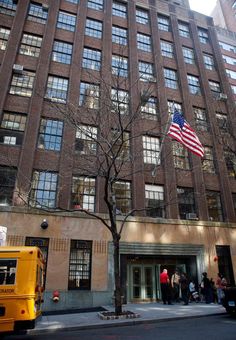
[28,302,226,335]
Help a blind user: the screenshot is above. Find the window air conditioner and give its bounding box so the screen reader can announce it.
[218,93,227,101]
[186,213,198,220]
[42,3,49,11]
[13,64,23,74]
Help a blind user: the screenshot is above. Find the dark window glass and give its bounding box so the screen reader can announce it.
[0,166,17,206]
[206,190,224,221]
[177,187,196,219]
[145,184,165,218]
[0,0,17,16]
[75,125,97,156]
[0,112,26,146]
[114,181,131,214]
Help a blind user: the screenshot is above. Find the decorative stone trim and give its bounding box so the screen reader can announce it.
[97,311,140,320]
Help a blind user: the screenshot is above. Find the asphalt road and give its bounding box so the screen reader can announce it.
[4,314,236,340]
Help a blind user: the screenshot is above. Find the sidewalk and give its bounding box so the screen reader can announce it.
[28,302,226,335]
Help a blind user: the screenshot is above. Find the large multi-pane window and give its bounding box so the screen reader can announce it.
[137,33,151,52]
[202,146,215,173]
[160,40,174,58]
[19,33,42,58]
[224,151,236,178]
[226,69,236,80]
[231,85,236,94]
[141,97,158,120]
[142,135,160,165]
[168,101,182,114]
[139,61,155,82]
[222,54,236,65]
[203,54,215,70]
[68,240,92,290]
[177,187,196,220]
[85,18,102,39]
[72,177,96,211]
[112,55,128,77]
[164,68,178,89]
[182,47,195,64]
[111,88,129,114]
[82,47,101,71]
[66,0,79,3]
[38,119,63,151]
[198,28,209,44]
[87,0,103,11]
[145,184,165,218]
[113,181,131,214]
[209,80,221,96]
[0,0,17,16]
[0,111,26,146]
[178,22,190,38]
[30,171,58,208]
[206,191,224,222]
[172,142,190,170]
[75,125,97,155]
[52,41,73,64]
[136,8,149,25]
[187,75,201,95]
[45,76,68,103]
[112,1,126,18]
[111,130,130,161]
[0,166,17,206]
[193,107,208,132]
[216,112,228,131]
[79,82,100,109]
[0,27,10,51]
[157,15,170,32]
[27,2,48,24]
[219,41,236,53]
[9,71,35,97]
[112,26,127,45]
[57,11,76,31]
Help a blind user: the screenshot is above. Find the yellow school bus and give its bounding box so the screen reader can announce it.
[0,246,44,333]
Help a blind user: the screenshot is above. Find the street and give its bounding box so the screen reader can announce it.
[4,314,236,340]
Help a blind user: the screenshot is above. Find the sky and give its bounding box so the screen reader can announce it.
[189,0,217,16]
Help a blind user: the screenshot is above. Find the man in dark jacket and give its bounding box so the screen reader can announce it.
[180,273,189,305]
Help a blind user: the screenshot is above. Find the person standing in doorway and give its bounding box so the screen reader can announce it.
[160,269,172,305]
[180,272,189,305]
[171,269,180,302]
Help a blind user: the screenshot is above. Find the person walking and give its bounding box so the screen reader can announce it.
[171,269,180,302]
[216,273,227,304]
[201,272,212,304]
[160,269,172,305]
[180,272,189,305]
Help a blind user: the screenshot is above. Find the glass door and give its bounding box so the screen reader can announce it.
[130,265,156,301]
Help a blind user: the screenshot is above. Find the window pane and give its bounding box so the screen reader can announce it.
[72,177,95,211]
[45,76,68,103]
[57,11,76,31]
[52,40,73,64]
[145,184,165,218]
[38,119,63,151]
[30,171,58,208]
[0,166,17,206]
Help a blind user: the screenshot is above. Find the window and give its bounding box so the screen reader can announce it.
[85,18,102,39]
[38,119,63,151]
[203,54,214,70]
[137,33,152,52]
[66,0,79,3]
[193,107,208,132]
[202,146,215,173]
[111,88,129,114]
[52,41,73,64]
[68,240,92,290]
[87,0,103,11]
[141,97,158,120]
[172,142,190,170]
[219,41,236,53]
[57,11,76,31]
[112,26,127,45]
[222,55,236,65]
[182,47,195,64]
[164,68,178,89]
[27,2,48,24]
[79,82,100,109]
[160,40,174,58]
[139,61,155,82]
[216,112,228,131]
[0,27,10,51]
[226,69,236,80]
[9,71,35,97]
[206,191,223,221]
[224,150,236,178]
[142,135,160,165]
[0,259,17,285]
[75,125,97,155]
[145,184,165,218]
[168,100,182,114]
[216,245,235,286]
[82,47,101,71]
[0,166,16,206]
[0,111,26,146]
[157,15,170,32]
[177,187,196,219]
[111,130,130,161]
[72,177,95,211]
[136,8,149,25]
[113,181,131,214]
[187,74,201,95]
[178,22,190,38]
[45,76,68,103]
[198,28,209,44]
[209,80,221,96]
[0,0,16,16]
[112,1,126,18]
[231,85,236,95]
[30,171,58,208]
[232,1,236,9]
[112,55,128,77]
[19,33,42,58]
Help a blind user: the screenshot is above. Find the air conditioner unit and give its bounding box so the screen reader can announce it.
[13,64,23,74]
[186,213,198,220]
[42,3,49,11]
[218,93,228,101]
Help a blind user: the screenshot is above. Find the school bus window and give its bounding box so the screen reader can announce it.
[0,259,17,285]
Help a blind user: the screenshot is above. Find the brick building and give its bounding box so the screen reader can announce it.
[211,0,236,33]
[0,0,235,311]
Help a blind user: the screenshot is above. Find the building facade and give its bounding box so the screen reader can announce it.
[211,0,236,33]
[0,0,236,311]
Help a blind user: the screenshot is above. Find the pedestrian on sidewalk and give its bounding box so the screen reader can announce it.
[201,272,213,304]
[171,269,180,302]
[180,272,189,305]
[160,269,172,305]
[216,273,227,304]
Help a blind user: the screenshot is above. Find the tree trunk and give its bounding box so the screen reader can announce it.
[113,234,122,315]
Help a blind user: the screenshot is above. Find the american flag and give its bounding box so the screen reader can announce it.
[167,109,204,158]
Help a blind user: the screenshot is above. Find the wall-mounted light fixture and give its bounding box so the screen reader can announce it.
[40,219,48,230]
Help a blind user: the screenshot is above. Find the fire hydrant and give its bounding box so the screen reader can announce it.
[52,290,60,302]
